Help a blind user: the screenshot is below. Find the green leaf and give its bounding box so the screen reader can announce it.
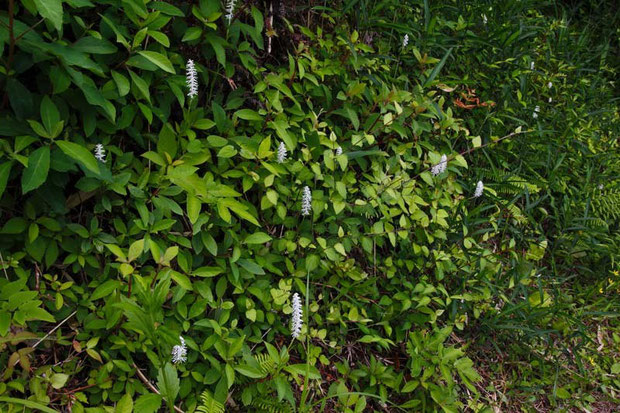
[244,232,272,244]
[138,51,176,74]
[150,2,185,17]
[128,239,145,262]
[193,266,223,277]
[206,33,226,68]
[171,271,192,290]
[0,162,12,199]
[423,47,453,87]
[235,109,262,121]
[157,123,178,159]
[50,373,69,389]
[33,0,63,31]
[128,70,151,103]
[157,363,179,406]
[284,364,321,379]
[22,146,50,193]
[182,27,202,42]
[56,141,100,174]
[91,280,122,300]
[115,393,133,413]
[134,394,162,413]
[235,364,266,378]
[0,397,59,413]
[40,96,60,135]
[111,71,130,96]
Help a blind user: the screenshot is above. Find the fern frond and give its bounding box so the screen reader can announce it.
[591,189,620,221]
[196,390,225,413]
[251,396,295,413]
[255,353,277,376]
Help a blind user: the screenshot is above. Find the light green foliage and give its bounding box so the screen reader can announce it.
[0,0,618,412]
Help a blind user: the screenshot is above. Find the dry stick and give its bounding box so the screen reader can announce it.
[11,311,77,367]
[14,18,45,42]
[132,363,185,413]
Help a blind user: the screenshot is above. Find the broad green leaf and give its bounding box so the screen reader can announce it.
[193,266,223,277]
[91,280,122,300]
[244,232,272,244]
[157,363,179,406]
[205,33,226,67]
[50,373,69,389]
[138,51,175,74]
[0,162,12,199]
[111,71,130,96]
[33,0,63,31]
[56,141,100,174]
[22,146,50,194]
[40,96,60,135]
[115,393,133,413]
[134,394,162,413]
[235,364,265,378]
[128,239,145,262]
[235,109,262,121]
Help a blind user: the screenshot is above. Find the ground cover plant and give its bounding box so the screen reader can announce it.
[0,0,618,412]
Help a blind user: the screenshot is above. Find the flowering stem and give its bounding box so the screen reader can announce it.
[299,268,311,410]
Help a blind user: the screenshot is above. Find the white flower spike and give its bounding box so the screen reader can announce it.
[301,186,312,216]
[548,82,552,88]
[277,142,287,163]
[533,105,540,119]
[291,293,303,339]
[402,34,409,48]
[548,97,552,103]
[431,154,448,176]
[336,146,343,156]
[186,59,198,99]
[474,180,484,198]
[94,144,106,163]
[171,336,187,364]
[530,61,535,70]
[225,0,237,24]
[482,14,488,25]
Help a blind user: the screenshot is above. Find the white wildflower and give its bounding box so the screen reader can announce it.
[482,14,487,25]
[474,180,484,198]
[533,105,540,119]
[336,146,343,156]
[301,186,312,216]
[548,97,552,103]
[186,59,198,99]
[548,81,552,88]
[225,0,237,24]
[530,61,535,70]
[171,336,187,364]
[431,154,448,176]
[277,142,287,163]
[598,184,604,190]
[402,34,409,48]
[291,293,303,339]
[94,144,106,163]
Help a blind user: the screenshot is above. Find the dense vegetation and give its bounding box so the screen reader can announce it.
[0,0,618,412]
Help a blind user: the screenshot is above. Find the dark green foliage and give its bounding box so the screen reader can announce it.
[0,0,618,412]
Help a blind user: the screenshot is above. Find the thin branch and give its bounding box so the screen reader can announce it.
[132,363,185,413]
[14,18,45,42]
[11,311,77,367]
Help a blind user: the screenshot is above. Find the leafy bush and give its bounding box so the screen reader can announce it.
[1,0,618,412]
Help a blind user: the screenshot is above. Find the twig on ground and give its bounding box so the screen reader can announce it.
[132,363,185,413]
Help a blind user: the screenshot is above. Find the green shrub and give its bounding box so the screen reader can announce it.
[0,0,617,412]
